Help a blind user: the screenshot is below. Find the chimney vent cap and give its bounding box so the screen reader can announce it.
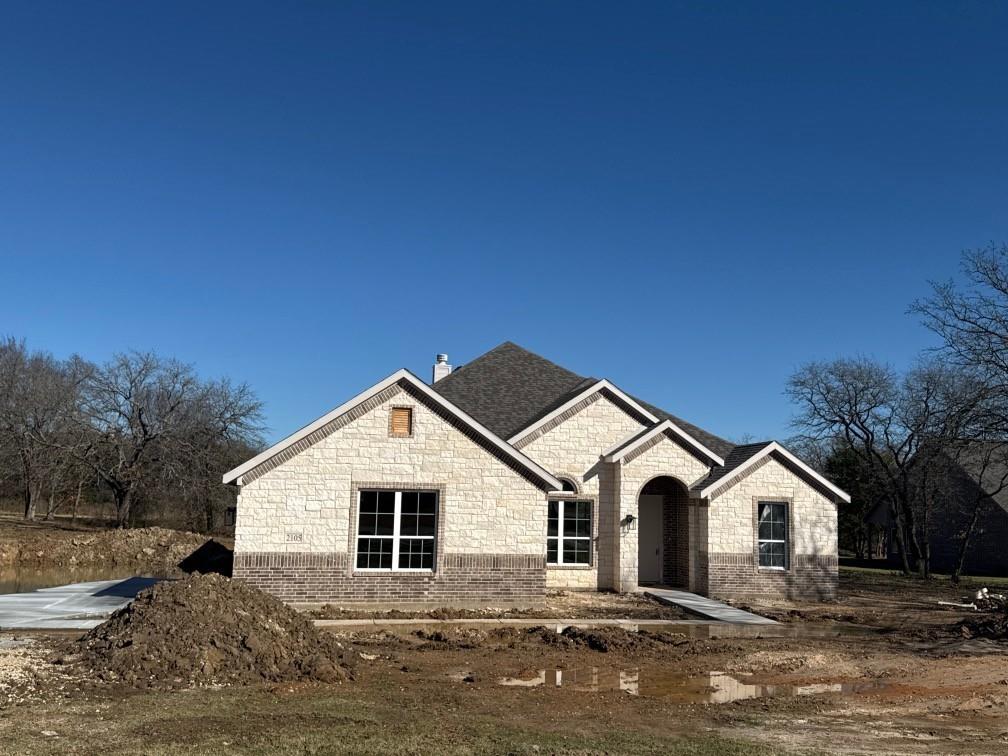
[436,353,449,363]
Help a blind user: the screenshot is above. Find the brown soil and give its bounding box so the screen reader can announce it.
[310,589,689,620]
[0,514,227,573]
[2,569,1008,753]
[730,567,1008,642]
[68,573,354,688]
[957,609,1008,640]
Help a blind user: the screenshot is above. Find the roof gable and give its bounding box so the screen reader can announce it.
[696,441,851,503]
[432,342,735,458]
[602,419,725,467]
[222,369,563,491]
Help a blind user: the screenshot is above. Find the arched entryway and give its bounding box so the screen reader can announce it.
[637,476,690,587]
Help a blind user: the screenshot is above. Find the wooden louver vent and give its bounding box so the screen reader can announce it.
[390,407,412,437]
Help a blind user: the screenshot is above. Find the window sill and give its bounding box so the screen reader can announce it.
[547,563,593,570]
[757,566,789,573]
[353,569,435,575]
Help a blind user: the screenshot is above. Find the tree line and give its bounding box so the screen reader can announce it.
[0,342,264,531]
[787,243,1008,581]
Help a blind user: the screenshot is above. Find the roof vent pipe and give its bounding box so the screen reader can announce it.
[432,353,452,383]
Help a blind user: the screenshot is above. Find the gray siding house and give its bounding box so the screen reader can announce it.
[224,343,848,606]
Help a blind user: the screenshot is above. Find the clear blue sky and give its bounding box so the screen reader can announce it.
[2,2,1005,445]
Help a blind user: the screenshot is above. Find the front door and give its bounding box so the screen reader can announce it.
[637,495,663,583]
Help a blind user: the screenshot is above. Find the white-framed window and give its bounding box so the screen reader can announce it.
[757,500,788,569]
[547,499,591,565]
[356,489,437,571]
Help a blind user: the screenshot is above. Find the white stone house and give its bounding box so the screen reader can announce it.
[224,343,848,606]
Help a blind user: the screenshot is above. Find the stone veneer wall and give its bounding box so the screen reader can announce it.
[232,381,548,606]
[614,434,712,593]
[515,392,645,590]
[704,453,838,601]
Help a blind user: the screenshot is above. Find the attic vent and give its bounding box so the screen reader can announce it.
[390,407,413,437]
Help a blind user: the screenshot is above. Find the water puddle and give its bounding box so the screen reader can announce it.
[498,668,886,703]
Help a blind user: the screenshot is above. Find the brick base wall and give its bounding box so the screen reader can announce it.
[232,551,546,607]
[704,552,838,601]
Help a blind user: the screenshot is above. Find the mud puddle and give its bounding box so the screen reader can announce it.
[496,667,887,704]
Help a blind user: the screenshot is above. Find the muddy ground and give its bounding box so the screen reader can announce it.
[310,589,690,620]
[1,569,1007,754]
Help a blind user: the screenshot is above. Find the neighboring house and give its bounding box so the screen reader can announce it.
[224,343,848,606]
[869,442,1008,576]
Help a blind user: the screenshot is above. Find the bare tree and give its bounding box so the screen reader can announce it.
[65,352,202,527]
[56,352,263,529]
[913,243,1008,393]
[787,357,987,576]
[0,339,78,520]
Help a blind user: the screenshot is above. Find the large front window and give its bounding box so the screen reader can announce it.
[356,489,437,570]
[757,501,788,569]
[547,499,591,565]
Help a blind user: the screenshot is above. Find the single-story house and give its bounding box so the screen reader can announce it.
[224,342,848,606]
[869,442,1008,576]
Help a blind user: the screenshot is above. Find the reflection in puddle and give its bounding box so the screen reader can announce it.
[499,669,883,704]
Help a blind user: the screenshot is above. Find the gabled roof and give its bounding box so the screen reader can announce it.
[602,419,725,467]
[433,342,734,456]
[222,369,563,491]
[508,379,659,444]
[694,441,851,503]
[432,342,593,440]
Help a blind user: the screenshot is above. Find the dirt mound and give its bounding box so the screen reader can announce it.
[0,522,216,571]
[957,611,1008,641]
[73,573,353,688]
[490,625,687,654]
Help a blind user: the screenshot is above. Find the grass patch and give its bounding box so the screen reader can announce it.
[840,565,1008,589]
[0,684,790,755]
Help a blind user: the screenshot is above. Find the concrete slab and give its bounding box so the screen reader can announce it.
[0,577,160,630]
[642,587,777,625]
[314,617,714,629]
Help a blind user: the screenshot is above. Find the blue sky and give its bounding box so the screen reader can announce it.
[2,2,1005,445]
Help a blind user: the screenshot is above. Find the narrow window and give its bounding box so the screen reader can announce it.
[390,407,412,437]
[356,489,437,570]
[757,501,788,569]
[547,500,591,565]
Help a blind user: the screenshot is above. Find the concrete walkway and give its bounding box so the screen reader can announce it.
[642,587,777,625]
[0,577,160,630]
[315,617,714,629]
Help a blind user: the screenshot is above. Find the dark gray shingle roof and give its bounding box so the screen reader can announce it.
[690,441,774,493]
[432,341,734,455]
[431,342,596,440]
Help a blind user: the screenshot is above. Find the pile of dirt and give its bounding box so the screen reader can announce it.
[492,625,688,654]
[71,573,353,688]
[0,524,216,570]
[957,611,1008,641]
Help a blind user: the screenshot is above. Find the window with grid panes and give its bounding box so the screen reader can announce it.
[547,499,591,565]
[356,489,437,570]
